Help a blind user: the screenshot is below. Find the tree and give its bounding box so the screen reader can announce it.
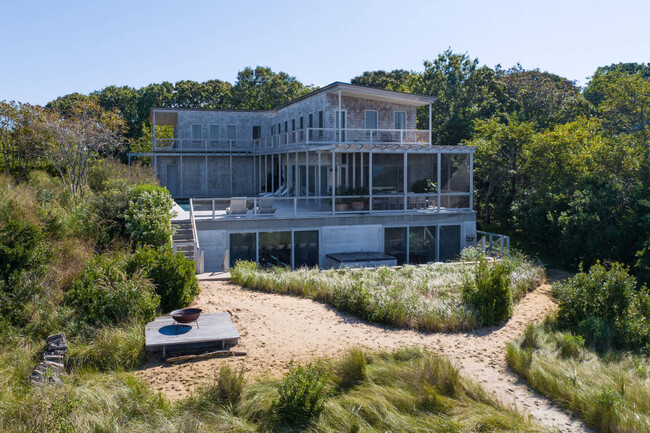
[92,85,141,139]
[418,50,506,146]
[468,117,534,224]
[498,66,592,129]
[42,101,125,196]
[0,101,47,179]
[230,66,314,110]
[172,79,231,109]
[351,69,419,92]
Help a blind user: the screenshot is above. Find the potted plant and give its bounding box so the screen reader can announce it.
[349,187,368,211]
[411,178,437,193]
[335,186,350,211]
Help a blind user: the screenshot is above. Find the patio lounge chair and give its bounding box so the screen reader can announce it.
[255,198,276,214]
[225,198,248,215]
[259,186,288,197]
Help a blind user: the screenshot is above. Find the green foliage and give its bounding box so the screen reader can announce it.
[508,325,650,433]
[351,69,419,92]
[197,366,247,409]
[125,246,199,313]
[65,254,160,326]
[552,262,650,354]
[461,258,513,325]
[66,323,145,371]
[557,334,584,359]
[335,348,367,390]
[411,178,437,193]
[274,362,329,426]
[230,66,314,110]
[123,184,175,247]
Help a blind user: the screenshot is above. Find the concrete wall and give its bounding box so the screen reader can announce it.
[196,229,227,273]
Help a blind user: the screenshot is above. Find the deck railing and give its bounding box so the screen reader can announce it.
[188,192,471,220]
[152,128,431,152]
[189,198,204,273]
[476,230,510,256]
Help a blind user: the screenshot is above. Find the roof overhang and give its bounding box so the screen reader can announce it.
[150,109,178,125]
[326,83,436,107]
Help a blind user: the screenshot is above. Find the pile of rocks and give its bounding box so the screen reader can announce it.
[30,333,68,384]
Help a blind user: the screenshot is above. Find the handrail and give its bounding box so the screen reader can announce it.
[476,230,510,256]
[188,198,203,273]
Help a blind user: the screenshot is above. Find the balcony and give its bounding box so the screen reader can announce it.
[152,128,431,153]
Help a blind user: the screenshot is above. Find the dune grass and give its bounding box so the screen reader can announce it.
[231,252,545,332]
[507,323,650,433]
[0,346,549,432]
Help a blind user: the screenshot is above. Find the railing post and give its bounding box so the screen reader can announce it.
[212,199,215,219]
[500,236,505,256]
[294,196,297,217]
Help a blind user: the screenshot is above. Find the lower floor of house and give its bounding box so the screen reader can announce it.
[195,213,476,272]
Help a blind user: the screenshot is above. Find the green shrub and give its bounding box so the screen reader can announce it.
[65,255,159,325]
[552,262,650,353]
[125,246,199,312]
[461,258,513,325]
[335,348,367,390]
[123,184,175,247]
[521,324,540,350]
[198,365,246,408]
[66,323,145,371]
[0,211,47,282]
[274,362,329,426]
[558,334,584,359]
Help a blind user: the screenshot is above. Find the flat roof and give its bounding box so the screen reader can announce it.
[150,82,437,122]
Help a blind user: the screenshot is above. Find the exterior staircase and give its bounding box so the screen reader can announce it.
[172,219,203,272]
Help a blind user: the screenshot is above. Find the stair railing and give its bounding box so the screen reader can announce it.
[188,198,204,273]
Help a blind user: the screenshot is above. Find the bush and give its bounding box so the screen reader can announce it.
[335,348,367,390]
[123,184,175,247]
[65,255,160,326]
[66,323,145,371]
[558,334,584,359]
[521,324,540,350]
[0,210,47,282]
[274,362,329,426]
[461,258,513,325]
[552,262,650,353]
[125,246,199,312]
[199,366,246,408]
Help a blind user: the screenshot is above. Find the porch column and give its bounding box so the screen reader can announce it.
[403,152,408,212]
[271,155,274,193]
[306,151,310,200]
[338,89,342,144]
[368,149,373,213]
[317,151,321,200]
[331,150,336,214]
[180,154,183,197]
[469,151,474,210]
[437,152,441,212]
[428,103,432,145]
[229,154,233,197]
[152,111,156,150]
[205,155,208,196]
[352,152,356,188]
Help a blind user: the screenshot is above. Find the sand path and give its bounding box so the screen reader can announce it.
[138,269,590,432]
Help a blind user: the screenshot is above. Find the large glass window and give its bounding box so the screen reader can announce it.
[439,225,461,262]
[294,230,319,268]
[365,110,378,129]
[259,231,291,268]
[441,154,470,193]
[409,226,436,264]
[394,111,406,130]
[372,154,404,194]
[384,227,407,265]
[230,232,256,268]
[192,124,201,145]
[209,125,219,145]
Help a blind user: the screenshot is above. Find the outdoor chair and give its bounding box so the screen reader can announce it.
[255,198,276,215]
[225,198,248,215]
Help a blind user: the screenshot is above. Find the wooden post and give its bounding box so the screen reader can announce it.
[403,152,408,212]
[437,152,441,212]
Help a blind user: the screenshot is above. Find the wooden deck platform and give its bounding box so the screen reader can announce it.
[145,312,240,357]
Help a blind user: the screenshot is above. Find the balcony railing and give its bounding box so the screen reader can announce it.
[185,192,471,221]
[152,128,431,152]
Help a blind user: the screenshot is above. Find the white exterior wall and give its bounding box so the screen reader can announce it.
[197,229,227,272]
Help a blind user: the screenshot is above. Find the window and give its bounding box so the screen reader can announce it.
[292,119,296,131]
[284,121,288,133]
[259,231,291,268]
[439,225,461,262]
[365,110,378,129]
[294,230,319,268]
[209,125,219,145]
[335,110,346,141]
[230,233,256,268]
[299,116,304,130]
[409,226,436,264]
[278,123,281,134]
[192,124,201,145]
[308,113,313,128]
[394,111,406,130]
[384,227,407,265]
[253,126,261,140]
[271,125,275,135]
[318,111,323,128]
[227,125,237,141]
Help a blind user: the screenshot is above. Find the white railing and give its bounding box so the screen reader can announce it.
[189,192,472,220]
[152,128,431,152]
[189,198,204,273]
[476,230,510,256]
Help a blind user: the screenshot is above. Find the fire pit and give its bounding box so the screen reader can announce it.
[170,308,202,328]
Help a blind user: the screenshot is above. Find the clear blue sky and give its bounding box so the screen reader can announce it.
[1,0,648,105]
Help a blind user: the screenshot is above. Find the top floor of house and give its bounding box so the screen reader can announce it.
[150,82,437,154]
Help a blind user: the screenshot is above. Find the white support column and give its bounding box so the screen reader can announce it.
[271,155,274,193]
[369,150,373,213]
[294,151,298,197]
[152,111,156,150]
[428,103,432,145]
[264,154,268,192]
[306,151,309,199]
[352,152,356,188]
[360,152,364,187]
[437,152,441,212]
[469,152,474,210]
[331,150,336,214]
[205,155,208,196]
[338,89,342,144]
[317,151,321,199]
[403,152,408,212]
